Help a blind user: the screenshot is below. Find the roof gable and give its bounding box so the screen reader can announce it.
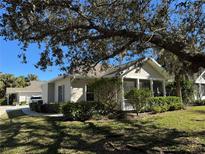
[103,58,169,79]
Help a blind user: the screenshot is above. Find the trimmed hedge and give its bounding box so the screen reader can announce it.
[62,101,104,121]
[192,99,205,106]
[29,101,61,113]
[40,103,61,113]
[147,96,184,113]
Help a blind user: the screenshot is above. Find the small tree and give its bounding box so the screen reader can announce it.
[90,78,121,113]
[125,88,151,115]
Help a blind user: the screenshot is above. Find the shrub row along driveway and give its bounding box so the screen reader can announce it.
[1,106,205,153]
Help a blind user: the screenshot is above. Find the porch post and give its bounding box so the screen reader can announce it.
[199,83,202,99]
[136,78,139,89]
[150,79,154,96]
[163,80,166,96]
[69,78,73,102]
[84,84,87,101]
[121,77,125,111]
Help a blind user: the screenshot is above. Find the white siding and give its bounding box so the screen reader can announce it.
[124,63,164,80]
[54,77,71,102]
[71,80,86,102]
[41,83,48,103]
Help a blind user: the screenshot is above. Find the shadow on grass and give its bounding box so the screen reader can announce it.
[1,114,205,154]
[190,109,205,114]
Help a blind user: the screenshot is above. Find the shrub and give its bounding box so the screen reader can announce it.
[147,96,183,113]
[0,98,7,106]
[29,102,38,111]
[192,99,205,106]
[90,78,121,112]
[29,101,62,113]
[62,101,103,121]
[125,88,152,115]
[19,101,27,105]
[152,106,162,113]
[40,103,62,113]
[166,80,194,104]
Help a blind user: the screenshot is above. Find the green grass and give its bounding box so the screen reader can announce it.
[1,107,205,153]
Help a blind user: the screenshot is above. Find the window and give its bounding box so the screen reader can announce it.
[153,81,163,96]
[139,79,150,89]
[86,85,94,101]
[58,85,65,102]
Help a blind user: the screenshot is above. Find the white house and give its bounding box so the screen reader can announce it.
[6,81,44,104]
[195,71,205,100]
[42,58,169,110]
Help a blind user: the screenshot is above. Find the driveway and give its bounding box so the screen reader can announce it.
[0,105,29,117]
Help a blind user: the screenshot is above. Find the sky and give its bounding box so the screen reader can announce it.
[0,37,60,81]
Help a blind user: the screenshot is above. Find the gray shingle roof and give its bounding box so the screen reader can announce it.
[6,81,44,94]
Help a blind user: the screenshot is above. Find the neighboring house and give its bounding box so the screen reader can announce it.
[6,81,44,104]
[195,71,205,100]
[42,58,169,110]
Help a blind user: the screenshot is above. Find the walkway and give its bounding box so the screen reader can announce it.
[22,107,63,117]
[0,105,28,116]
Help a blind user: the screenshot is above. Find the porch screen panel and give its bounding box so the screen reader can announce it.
[201,84,205,96]
[153,81,163,96]
[139,79,150,89]
[124,80,136,93]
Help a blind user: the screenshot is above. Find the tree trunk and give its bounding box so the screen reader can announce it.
[175,75,182,97]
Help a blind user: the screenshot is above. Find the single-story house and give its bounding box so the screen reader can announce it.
[195,71,205,100]
[42,58,170,110]
[6,81,44,104]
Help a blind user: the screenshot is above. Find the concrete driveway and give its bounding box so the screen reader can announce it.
[0,105,29,116]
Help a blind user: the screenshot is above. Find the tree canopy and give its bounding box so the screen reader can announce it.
[26,74,38,81]
[0,0,204,73]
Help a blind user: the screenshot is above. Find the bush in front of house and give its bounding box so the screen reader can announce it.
[29,102,38,111]
[192,99,205,106]
[125,88,152,115]
[0,98,7,106]
[19,101,27,105]
[90,78,121,112]
[147,96,183,113]
[40,103,62,113]
[29,101,62,113]
[62,101,103,121]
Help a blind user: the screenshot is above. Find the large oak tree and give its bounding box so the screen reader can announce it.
[0,0,204,73]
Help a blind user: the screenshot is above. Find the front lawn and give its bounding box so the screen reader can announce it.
[1,106,205,153]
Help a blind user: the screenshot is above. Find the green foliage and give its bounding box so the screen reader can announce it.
[26,74,38,81]
[1,1,204,73]
[90,78,121,112]
[192,99,205,106]
[29,102,38,111]
[19,101,27,105]
[147,96,183,113]
[62,101,103,121]
[40,103,62,113]
[166,80,194,104]
[29,101,61,113]
[0,98,7,106]
[181,80,194,104]
[125,88,151,115]
[152,106,162,113]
